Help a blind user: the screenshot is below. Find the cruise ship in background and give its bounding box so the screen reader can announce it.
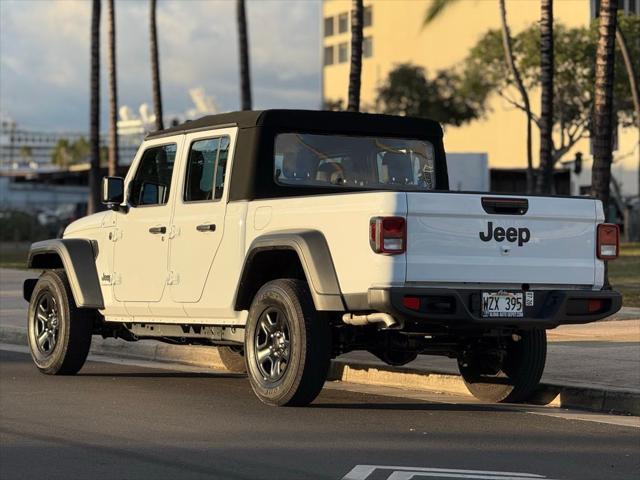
[0,88,218,212]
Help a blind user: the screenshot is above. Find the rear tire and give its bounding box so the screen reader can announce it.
[27,270,93,375]
[218,346,247,373]
[245,279,331,406]
[458,329,547,403]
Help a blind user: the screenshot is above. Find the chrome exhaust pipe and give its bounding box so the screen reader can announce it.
[342,312,401,329]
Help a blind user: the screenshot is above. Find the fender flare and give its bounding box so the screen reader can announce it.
[27,239,104,309]
[236,229,345,311]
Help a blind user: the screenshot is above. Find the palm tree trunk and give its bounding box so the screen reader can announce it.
[88,0,101,214]
[499,0,533,193]
[150,0,164,131]
[615,26,640,198]
[107,0,119,177]
[537,0,554,194]
[237,0,252,111]
[591,0,618,220]
[347,0,363,112]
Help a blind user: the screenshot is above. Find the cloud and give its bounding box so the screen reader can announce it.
[0,0,321,131]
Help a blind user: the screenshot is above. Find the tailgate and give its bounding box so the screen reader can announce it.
[406,193,599,286]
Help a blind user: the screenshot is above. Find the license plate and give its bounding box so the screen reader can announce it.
[482,291,523,318]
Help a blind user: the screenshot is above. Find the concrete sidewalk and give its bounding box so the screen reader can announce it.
[2,268,639,414]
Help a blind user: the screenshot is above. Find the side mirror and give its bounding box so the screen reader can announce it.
[101,176,124,209]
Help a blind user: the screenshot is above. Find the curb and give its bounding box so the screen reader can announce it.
[2,324,638,416]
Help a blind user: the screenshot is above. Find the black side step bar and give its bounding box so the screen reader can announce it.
[481,197,528,215]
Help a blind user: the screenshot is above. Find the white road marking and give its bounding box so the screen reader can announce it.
[341,465,550,480]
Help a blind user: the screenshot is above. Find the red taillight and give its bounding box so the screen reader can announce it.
[403,296,420,310]
[597,223,619,260]
[588,299,604,313]
[370,216,406,254]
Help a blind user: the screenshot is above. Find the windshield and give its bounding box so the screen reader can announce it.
[274,133,436,191]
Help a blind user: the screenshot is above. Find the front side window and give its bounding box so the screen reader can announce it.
[129,143,177,207]
[274,133,436,191]
[184,136,230,202]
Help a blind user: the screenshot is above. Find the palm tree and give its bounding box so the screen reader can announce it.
[591,0,618,219]
[107,0,119,177]
[537,0,554,194]
[88,0,101,214]
[150,0,164,131]
[615,25,640,198]
[347,0,363,112]
[498,0,534,193]
[236,0,252,110]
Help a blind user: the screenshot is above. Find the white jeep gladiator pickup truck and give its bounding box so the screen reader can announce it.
[23,109,622,406]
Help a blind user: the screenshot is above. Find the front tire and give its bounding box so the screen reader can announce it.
[458,329,547,403]
[27,270,93,375]
[245,279,331,406]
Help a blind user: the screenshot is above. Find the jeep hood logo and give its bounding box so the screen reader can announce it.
[479,222,530,246]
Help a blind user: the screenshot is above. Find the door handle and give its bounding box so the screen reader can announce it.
[149,226,167,234]
[196,223,216,232]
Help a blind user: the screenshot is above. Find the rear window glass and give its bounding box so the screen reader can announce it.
[274,133,436,191]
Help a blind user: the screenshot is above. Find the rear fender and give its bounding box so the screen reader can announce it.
[235,230,344,311]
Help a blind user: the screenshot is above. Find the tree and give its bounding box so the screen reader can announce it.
[462,19,638,169]
[423,0,456,27]
[236,0,252,110]
[347,0,363,112]
[51,138,91,168]
[537,0,554,194]
[107,0,119,176]
[150,0,164,131]
[423,0,533,191]
[498,0,534,193]
[88,0,101,214]
[19,146,33,164]
[615,20,640,197]
[376,64,488,126]
[591,0,618,218]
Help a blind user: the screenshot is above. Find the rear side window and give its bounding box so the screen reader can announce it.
[274,133,436,191]
[129,143,177,207]
[184,136,230,202]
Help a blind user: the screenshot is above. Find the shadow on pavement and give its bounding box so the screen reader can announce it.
[78,371,246,379]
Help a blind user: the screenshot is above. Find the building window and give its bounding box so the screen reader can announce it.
[324,45,335,66]
[338,12,349,33]
[324,16,334,37]
[364,5,373,27]
[592,0,639,17]
[338,42,348,63]
[363,36,373,58]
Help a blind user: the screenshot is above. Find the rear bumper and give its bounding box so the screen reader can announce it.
[366,287,622,330]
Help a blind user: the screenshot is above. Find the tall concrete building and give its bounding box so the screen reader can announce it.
[321,0,639,196]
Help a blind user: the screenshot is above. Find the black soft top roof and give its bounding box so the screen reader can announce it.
[145,109,448,201]
[146,109,443,139]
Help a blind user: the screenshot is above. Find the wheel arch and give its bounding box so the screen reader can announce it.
[234,230,344,312]
[26,239,104,309]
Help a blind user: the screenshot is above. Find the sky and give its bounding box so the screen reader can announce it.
[0,0,322,131]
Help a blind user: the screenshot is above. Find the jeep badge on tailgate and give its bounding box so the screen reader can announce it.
[479,222,531,246]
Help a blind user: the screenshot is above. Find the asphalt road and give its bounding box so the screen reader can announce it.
[1,349,638,480]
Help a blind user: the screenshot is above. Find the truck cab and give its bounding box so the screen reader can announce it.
[24,110,622,406]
